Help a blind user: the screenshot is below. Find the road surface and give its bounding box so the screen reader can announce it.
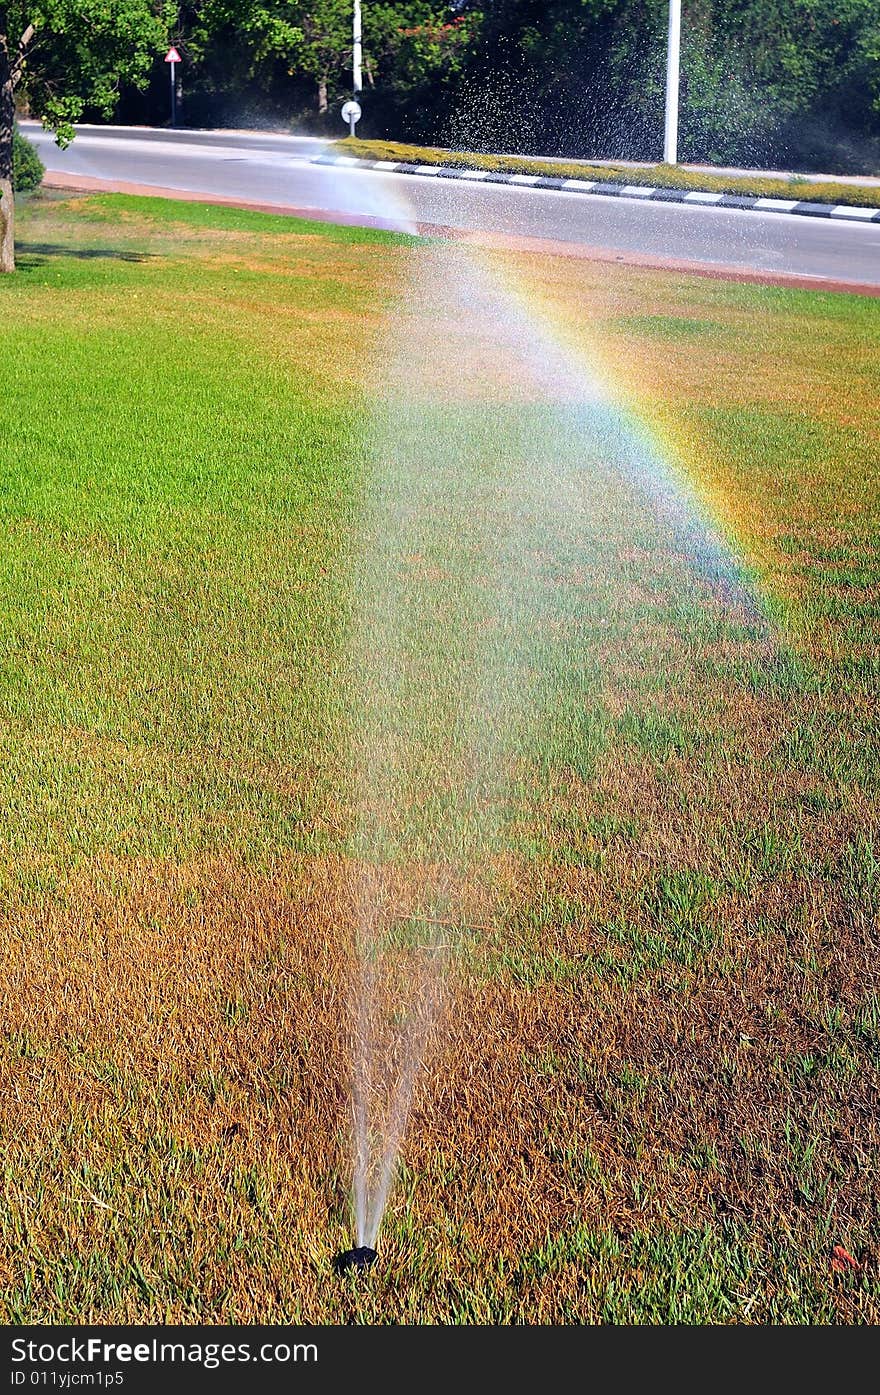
[21,123,880,287]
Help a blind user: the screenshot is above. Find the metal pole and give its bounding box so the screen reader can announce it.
[170,60,177,128]
[353,0,362,95]
[664,0,680,164]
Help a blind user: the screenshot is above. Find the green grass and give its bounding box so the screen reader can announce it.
[70,190,416,243]
[335,137,880,209]
[0,194,397,882]
[0,191,878,1324]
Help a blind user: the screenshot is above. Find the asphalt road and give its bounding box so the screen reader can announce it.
[22,123,880,286]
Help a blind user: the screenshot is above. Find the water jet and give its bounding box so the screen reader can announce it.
[341,226,769,1257]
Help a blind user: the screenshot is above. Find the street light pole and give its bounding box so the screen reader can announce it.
[341,1,363,136]
[664,0,681,164]
[353,0,362,97]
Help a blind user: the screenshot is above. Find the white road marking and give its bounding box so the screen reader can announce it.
[830,205,877,220]
[755,197,800,211]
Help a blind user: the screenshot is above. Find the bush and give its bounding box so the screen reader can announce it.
[13,126,44,193]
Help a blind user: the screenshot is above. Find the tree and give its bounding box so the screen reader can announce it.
[187,1,346,117]
[291,1,351,115]
[456,0,880,165]
[0,2,173,272]
[186,0,471,125]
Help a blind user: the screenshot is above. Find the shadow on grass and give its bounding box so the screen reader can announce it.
[15,242,152,265]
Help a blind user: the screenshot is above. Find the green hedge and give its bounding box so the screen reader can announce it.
[13,126,45,194]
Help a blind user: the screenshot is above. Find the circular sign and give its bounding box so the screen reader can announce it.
[341,100,362,125]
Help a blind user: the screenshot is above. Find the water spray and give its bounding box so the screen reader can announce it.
[329,212,769,1266]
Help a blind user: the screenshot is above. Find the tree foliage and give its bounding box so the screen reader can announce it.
[442,0,880,166]
[1,2,173,268]
[7,1,174,141]
[607,0,880,165]
[172,0,474,123]
[112,1,878,169]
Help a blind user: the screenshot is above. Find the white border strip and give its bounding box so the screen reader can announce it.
[830,205,878,220]
[755,197,800,211]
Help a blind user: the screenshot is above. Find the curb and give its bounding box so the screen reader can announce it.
[314,155,880,223]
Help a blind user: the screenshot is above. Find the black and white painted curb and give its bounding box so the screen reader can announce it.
[315,153,880,223]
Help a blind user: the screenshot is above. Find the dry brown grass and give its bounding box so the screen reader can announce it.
[2,835,877,1321]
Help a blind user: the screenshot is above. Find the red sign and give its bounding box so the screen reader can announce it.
[164,47,181,64]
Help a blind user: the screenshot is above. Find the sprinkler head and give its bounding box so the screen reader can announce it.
[333,1246,378,1275]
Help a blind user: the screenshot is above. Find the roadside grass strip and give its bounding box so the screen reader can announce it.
[322,139,880,221]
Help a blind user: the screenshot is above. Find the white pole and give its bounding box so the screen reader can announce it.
[353,0,362,95]
[664,0,681,164]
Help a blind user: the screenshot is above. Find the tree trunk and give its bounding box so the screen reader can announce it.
[317,75,328,116]
[0,63,15,274]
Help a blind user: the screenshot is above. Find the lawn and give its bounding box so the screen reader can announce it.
[0,190,878,1323]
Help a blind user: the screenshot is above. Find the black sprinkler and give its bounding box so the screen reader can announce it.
[333,1246,378,1275]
